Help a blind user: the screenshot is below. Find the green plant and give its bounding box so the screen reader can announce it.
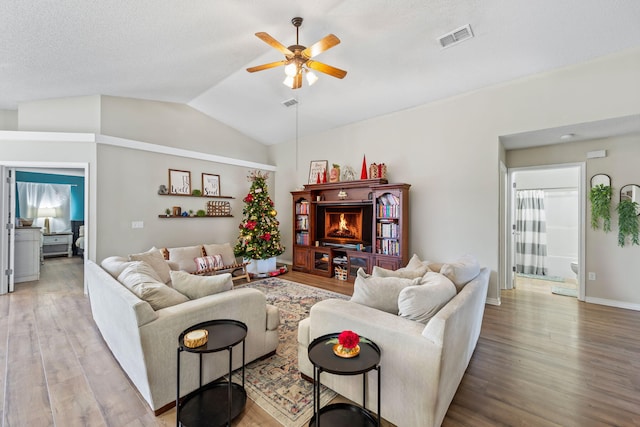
[616,199,639,247]
[196,209,206,217]
[165,208,171,216]
[192,189,202,196]
[589,184,612,231]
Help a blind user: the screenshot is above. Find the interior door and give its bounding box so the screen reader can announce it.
[1,166,16,294]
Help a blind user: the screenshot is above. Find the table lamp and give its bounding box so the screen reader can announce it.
[38,207,57,234]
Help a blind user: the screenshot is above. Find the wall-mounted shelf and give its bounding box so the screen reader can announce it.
[158,215,233,218]
[159,194,235,199]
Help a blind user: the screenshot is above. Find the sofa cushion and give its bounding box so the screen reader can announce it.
[129,247,171,284]
[398,272,457,323]
[168,245,204,273]
[372,263,429,279]
[117,261,189,310]
[101,256,132,278]
[194,255,224,272]
[350,268,421,314]
[203,243,236,266]
[169,270,233,300]
[440,255,480,292]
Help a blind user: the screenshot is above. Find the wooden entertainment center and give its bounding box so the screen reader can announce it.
[291,179,410,280]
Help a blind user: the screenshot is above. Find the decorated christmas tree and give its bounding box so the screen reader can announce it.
[234,170,285,260]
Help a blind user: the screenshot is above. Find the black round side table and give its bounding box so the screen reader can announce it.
[176,319,247,427]
[307,332,381,427]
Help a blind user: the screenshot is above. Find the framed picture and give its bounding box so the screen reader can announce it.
[202,173,221,197]
[308,160,328,184]
[168,169,191,195]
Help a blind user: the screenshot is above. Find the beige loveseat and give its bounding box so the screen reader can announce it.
[297,256,489,427]
[86,246,280,414]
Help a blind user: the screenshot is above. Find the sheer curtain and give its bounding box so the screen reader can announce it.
[515,190,548,275]
[16,182,72,233]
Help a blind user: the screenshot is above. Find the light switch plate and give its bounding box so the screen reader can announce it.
[131,221,144,229]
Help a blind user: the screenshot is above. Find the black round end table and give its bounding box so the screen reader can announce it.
[176,319,247,427]
[307,332,381,427]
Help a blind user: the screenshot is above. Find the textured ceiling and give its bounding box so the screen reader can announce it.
[2,0,640,145]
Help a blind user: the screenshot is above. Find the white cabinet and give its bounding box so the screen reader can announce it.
[42,233,73,258]
[15,227,42,283]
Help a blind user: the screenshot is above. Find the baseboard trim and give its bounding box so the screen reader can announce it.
[585,296,640,312]
[486,297,501,306]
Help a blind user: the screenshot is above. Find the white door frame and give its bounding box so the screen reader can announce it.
[0,161,89,295]
[1,166,16,294]
[504,162,586,301]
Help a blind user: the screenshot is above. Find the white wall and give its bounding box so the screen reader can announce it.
[270,47,640,306]
[19,95,102,133]
[0,110,18,130]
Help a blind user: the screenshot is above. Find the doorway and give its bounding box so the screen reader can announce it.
[506,163,585,300]
[0,162,88,295]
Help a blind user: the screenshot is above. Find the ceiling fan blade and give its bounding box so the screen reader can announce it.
[306,60,347,79]
[301,34,341,59]
[255,32,294,56]
[246,60,286,73]
[293,73,303,89]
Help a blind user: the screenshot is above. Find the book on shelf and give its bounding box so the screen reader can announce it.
[296,202,310,215]
[376,239,400,256]
[296,231,310,245]
[296,215,309,230]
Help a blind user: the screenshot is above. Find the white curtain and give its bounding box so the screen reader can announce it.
[16,182,71,233]
[515,190,548,275]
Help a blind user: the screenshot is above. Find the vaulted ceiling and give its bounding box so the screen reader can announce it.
[2,1,640,145]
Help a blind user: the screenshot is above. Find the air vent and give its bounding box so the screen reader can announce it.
[438,24,474,49]
[282,98,298,107]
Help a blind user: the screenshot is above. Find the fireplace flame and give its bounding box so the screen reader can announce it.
[339,214,349,232]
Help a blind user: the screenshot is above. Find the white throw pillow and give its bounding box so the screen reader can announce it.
[168,245,204,273]
[170,270,233,300]
[117,261,189,310]
[350,268,421,314]
[203,243,237,266]
[398,272,457,323]
[440,254,480,292]
[129,247,172,284]
[371,263,429,279]
[404,253,443,273]
[101,256,131,278]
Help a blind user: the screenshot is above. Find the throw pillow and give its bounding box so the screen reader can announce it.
[371,263,429,279]
[170,270,233,300]
[398,272,457,323]
[129,247,172,284]
[194,255,224,272]
[203,243,237,266]
[117,261,189,310]
[350,268,421,314]
[168,245,205,273]
[101,256,132,278]
[440,254,480,292]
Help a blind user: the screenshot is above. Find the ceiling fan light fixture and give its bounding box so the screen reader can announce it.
[305,69,318,86]
[283,75,295,88]
[284,61,298,77]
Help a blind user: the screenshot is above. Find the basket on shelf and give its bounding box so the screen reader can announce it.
[207,201,231,216]
[335,266,348,281]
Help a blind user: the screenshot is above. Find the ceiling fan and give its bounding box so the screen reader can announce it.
[247,17,347,89]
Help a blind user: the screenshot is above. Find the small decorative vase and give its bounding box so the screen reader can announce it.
[333,344,360,358]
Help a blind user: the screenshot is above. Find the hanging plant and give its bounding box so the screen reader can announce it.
[589,184,612,232]
[616,199,639,247]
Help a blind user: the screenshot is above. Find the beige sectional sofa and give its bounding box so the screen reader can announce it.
[85,245,280,414]
[297,256,489,427]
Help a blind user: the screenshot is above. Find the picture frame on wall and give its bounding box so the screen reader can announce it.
[308,160,328,184]
[202,173,221,197]
[169,169,191,195]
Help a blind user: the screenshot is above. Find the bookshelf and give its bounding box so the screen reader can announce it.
[291,180,410,279]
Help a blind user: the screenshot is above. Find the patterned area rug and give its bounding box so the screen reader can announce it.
[237,278,348,426]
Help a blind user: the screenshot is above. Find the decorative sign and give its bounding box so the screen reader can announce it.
[202,173,220,196]
[169,169,191,195]
[308,160,328,184]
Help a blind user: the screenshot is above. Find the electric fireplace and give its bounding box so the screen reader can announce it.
[318,206,371,246]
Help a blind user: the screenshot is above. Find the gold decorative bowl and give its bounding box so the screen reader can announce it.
[333,344,360,358]
[184,329,208,348]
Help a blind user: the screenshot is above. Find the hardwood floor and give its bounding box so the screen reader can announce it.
[2,258,639,426]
